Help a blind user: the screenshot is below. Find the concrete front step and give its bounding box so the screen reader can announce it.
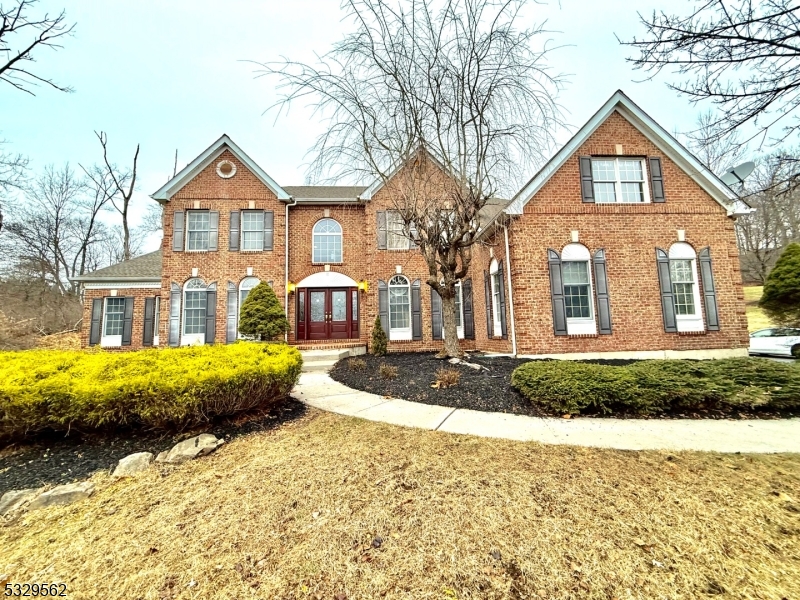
[299,347,366,372]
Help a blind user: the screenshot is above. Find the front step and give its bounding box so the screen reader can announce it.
[300,347,366,372]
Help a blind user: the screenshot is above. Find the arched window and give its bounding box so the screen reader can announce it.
[668,243,702,327]
[183,278,208,344]
[489,259,502,336]
[389,274,411,339]
[312,218,342,263]
[237,277,260,338]
[561,243,593,321]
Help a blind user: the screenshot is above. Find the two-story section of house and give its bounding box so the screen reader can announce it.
[75,90,751,360]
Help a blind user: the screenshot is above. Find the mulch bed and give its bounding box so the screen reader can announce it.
[330,352,798,420]
[0,400,307,495]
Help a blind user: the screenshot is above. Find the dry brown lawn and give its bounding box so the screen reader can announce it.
[2,409,799,599]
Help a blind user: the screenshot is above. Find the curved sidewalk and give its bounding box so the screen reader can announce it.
[291,372,800,453]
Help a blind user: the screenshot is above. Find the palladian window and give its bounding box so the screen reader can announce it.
[312,218,343,263]
[388,274,411,340]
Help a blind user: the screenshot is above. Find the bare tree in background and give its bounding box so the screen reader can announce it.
[683,111,746,175]
[623,1,800,150]
[0,0,74,95]
[261,0,562,357]
[0,143,28,233]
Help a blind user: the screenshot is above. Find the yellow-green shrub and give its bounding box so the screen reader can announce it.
[0,343,303,440]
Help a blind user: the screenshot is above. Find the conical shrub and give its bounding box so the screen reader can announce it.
[371,314,388,356]
[238,282,290,341]
[760,243,800,327]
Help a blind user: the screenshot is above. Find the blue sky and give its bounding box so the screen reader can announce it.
[1,0,715,252]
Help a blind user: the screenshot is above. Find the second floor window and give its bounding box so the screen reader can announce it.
[241,211,265,251]
[591,158,648,203]
[312,218,342,263]
[187,211,210,250]
[387,211,410,250]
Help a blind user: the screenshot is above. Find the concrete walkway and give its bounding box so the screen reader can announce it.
[291,372,800,453]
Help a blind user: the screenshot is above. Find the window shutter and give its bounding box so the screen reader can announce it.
[264,210,274,251]
[172,211,184,252]
[699,247,720,331]
[205,290,217,344]
[656,248,677,333]
[497,261,508,339]
[143,297,155,346]
[208,211,219,251]
[431,287,443,340]
[121,297,135,346]
[89,298,102,346]
[548,249,568,336]
[229,211,240,251]
[378,280,389,332]
[484,271,492,337]
[377,211,387,249]
[592,249,613,335]
[579,156,594,203]
[649,157,665,203]
[411,279,422,340]
[226,282,237,343]
[463,278,475,340]
[169,283,181,347]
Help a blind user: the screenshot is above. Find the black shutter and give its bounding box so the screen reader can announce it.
[89,298,102,346]
[121,297,134,346]
[484,270,493,337]
[169,284,181,347]
[699,247,720,331]
[208,211,219,251]
[497,261,508,339]
[229,211,240,251]
[226,283,238,343]
[377,211,387,249]
[431,287,443,340]
[656,248,677,333]
[649,157,665,203]
[463,278,475,340]
[264,210,274,251]
[143,297,155,346]
[378,280,389,332]
[173,211,184,252]
[548,249,568,336]
[205,290,217,344]
[592,250,613,335]
[411,279,422,340]
[579,156,594,203]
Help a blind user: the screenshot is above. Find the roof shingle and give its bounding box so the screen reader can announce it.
[72,250,162,282]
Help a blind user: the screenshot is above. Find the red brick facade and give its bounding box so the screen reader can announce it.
[78,100,749,359]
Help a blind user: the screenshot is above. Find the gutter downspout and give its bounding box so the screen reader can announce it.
[503,221,517,357]
[284,197,297,343]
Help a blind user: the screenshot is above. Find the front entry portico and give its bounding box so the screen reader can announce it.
[295,272,360,341]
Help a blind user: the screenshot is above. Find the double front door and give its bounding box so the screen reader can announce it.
[297,287,359,340]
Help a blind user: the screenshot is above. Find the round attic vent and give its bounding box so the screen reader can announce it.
[216,160,236,179]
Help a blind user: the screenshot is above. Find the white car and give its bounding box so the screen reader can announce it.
[748,328,800,358]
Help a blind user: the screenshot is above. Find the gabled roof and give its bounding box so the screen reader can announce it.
[151,135,291,202]
[358,146,451,201]
[283,185,367,202]
[505,90,742,216]
[72,250,162,282]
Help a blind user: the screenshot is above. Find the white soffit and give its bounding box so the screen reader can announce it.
[151,134,290,202]
[505,90,739,216]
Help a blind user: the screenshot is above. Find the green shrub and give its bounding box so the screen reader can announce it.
[760,243,800,326]
[239,282,291,341]
[371,315,388,356]
[0,343,302,440]
[511,358,800,416]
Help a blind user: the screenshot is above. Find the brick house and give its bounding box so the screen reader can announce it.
[74,91,751,359]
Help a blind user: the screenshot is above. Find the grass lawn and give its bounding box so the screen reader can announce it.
[2,409,799,599]
[744,285,773,332]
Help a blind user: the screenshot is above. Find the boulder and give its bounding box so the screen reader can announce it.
[27,482,95,511]
[156,434,224,465]
[0,488,40,516]
[112,452,154,478]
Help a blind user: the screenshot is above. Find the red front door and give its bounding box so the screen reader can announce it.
[298,287,359,341]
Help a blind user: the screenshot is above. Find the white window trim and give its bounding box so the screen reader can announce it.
[312,218,343,264]
[490,259,502,337]
[100,297,124,348]
[185,210,210,253]
[593,158,651,204]
[561,244,597,335]
[153,296,161,346]
[388,275,412,341]
[237,277,260,339]
[181,278,207,346]
[669,243,704,332]
[240,210,265,252]
[387,211,412,251]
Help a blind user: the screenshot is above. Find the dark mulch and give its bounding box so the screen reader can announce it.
[330,352,799,420]
[0,399,307,495]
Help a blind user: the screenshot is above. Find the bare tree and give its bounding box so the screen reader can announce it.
[623,1,800,149]
[261,0,562,357]
[683,111,747,175]
[0,0,74,95]
[0,142,28,232]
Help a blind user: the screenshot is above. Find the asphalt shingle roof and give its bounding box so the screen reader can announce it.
[73,250,162,282]
[282,186,368,200]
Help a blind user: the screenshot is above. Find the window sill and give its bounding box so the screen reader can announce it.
[240,248,266,253]
[567,333,599,339]
[100,336,122,348]
[389,330,413,342]
[185,249,212,253]
[566,320,597,336]
[311,262,343,266]
[677,330,707,336]
[676,317,704,334]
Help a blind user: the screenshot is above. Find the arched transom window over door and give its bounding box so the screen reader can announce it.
[312,218,343,263]
[389,274,412,340]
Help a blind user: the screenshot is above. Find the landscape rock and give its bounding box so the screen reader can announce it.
[27,482,95,511]
[0,488,40,516]
[112,452,154,477]
[157,434,225,465]
[155,451,169,463]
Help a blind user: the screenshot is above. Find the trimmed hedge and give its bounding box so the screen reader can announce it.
[0,343,303,440]
[510,358,800,416]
